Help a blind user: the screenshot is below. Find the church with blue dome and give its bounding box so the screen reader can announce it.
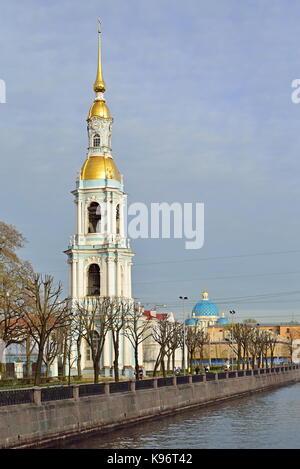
[185,290,229,329]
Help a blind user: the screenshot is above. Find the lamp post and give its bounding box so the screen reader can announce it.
[229,310,236,370]
[179,296,188,375]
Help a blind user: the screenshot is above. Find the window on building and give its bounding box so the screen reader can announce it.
[88,202,101,233]
[116,204,120,234]
[93,134,101,147]
[86,345,91,361]
[87,264,100,296]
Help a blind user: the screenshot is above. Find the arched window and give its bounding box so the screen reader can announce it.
[93,134,101,147]
[88,202,101,233]
[116,204,120,235]
[87,264,100,296]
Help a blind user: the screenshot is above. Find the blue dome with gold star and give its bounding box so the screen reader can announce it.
[192,291,219,317]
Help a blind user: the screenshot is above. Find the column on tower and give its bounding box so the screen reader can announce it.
[102,330,111,376]
[106,258,116,296]
[72,259,78,298]
[122,334,133,377]
[119,198,125,238]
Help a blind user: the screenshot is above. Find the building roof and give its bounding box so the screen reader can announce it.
[192,290,219,317]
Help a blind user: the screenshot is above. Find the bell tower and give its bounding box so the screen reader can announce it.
[65,21,134,305]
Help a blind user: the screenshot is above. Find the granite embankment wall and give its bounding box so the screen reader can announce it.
[0,365,299,449]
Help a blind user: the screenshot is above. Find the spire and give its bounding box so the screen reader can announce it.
[88,20,111,119]
[93,19,106,93]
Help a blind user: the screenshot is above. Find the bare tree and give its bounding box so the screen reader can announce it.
[165,322,182,373]
[73,296,111,384]
[108,298,131,382]
[123,304,152,380]
[43,331,60,379]
[263,331,278,368]
[152,318,175,377]
[248,327,261,369]
[188,327,209,371]
[20,274,72,386]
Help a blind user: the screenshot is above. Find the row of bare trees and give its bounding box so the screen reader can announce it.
[73,297,153,384]
[151,319,209,377]
[0,222,154,385]
[225,323,280,370]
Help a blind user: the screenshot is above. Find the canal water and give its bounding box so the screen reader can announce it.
[61,382,300,449]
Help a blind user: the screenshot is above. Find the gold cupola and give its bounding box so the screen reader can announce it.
[80,155,121,182]
[88,20,111,119]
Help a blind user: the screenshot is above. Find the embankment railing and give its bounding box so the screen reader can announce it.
[0,364,298,407]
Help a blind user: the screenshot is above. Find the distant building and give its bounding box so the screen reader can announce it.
[185,290,229,329]
[142,310,182,373]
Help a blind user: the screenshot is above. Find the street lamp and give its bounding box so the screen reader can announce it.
[229,310,236,370]
[179,296,188,375]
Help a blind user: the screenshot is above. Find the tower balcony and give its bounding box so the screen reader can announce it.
[68,234,131,249]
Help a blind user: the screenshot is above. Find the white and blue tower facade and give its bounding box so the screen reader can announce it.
[65,25,135,376]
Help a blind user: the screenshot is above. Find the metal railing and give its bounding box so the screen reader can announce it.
[109,381,131,394]
[192,374,204,383]
[0,364,298,407]
[0,388,32,407]
[205,372,216,381]
[41,386,73,402]
[79,383,106,397]
[176,376,190,385]
[135,379,154,390]
[157,377,174,387]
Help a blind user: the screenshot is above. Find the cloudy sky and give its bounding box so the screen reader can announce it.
[1,0,300,322]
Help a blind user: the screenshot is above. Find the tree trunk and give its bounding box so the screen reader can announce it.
[62,337,68,381]
[134,346,139,381]
[113,343,119,382]
[167,355,171,374]
[45,362,51,379]
[25,336,31,378]
[160,351,166,377]
[93,359,100,384]
[34,344,44,386]
[172,351,175,371]
[76,337,82,380]
[153,352,161,377]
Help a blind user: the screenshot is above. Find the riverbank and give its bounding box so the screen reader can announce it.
[0,366,299,449]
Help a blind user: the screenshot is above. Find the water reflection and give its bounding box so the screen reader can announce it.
[61,383,300,449]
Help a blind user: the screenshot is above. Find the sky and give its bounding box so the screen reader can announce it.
[1,0,300,323]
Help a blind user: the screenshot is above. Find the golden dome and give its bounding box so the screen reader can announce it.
[80,156,121,182]
[88,99,110,119]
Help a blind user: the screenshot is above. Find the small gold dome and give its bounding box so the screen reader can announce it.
[80,156,121,182]
[88,100,110,119]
